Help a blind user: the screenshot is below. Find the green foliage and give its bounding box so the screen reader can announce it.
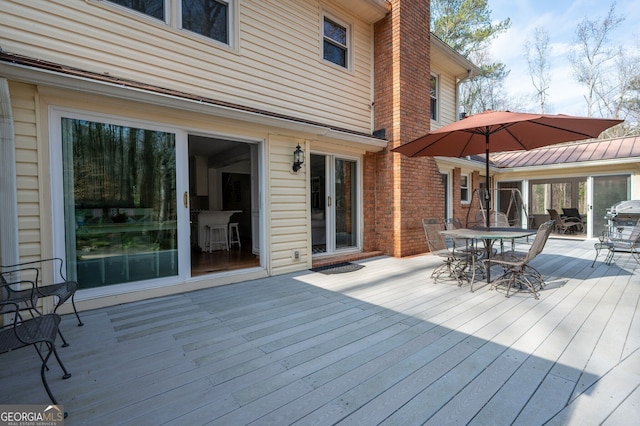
[431,0,510,58]
[431,0,511,114]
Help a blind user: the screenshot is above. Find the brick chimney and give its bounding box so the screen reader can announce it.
[364,0,444,257]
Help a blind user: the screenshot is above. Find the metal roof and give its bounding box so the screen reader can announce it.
[489,136,640,168]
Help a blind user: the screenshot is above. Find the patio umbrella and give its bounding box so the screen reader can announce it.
[392,110,623,230]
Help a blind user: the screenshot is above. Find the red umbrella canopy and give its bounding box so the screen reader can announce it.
[392,110,623,230]
[392,110,623,158]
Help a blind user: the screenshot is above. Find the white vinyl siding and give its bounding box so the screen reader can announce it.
[267,136,309,275]
[1,0,374,133]
[430,64,457,128]
[9,81,43,260]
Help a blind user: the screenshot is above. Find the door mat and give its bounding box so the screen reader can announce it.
[310,262,365,274]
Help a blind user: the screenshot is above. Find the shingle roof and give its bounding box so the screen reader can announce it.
[489,136,640,168]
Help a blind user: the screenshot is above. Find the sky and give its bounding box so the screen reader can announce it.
[486,0,639,116]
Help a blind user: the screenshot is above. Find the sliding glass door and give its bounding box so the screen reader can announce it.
[591,175,630,235]
[59,117,178,288]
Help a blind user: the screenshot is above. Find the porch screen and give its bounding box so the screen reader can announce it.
[61,118,178,288]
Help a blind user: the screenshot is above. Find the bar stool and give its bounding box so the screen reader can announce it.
[207,224,228,252]
[229,222,241,249]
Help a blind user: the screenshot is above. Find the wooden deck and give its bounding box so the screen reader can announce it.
[1,238,639,425]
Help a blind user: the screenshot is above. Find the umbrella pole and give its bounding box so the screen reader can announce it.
[485,133,492,284]
[485,134,490,231]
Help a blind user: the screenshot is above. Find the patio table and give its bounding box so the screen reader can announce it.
[440,227,537,291]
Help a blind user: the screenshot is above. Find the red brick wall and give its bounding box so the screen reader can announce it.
[364,0,442,257]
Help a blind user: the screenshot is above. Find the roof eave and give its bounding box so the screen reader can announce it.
[430,33,481,79]
[495,156,640,172]
[0,56,388,150]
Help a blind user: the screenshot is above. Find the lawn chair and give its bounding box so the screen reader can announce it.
[593,218,640,266]
[1,258,82,346]
[1,295,72,413]
[423,218,469,285]
[445,218,488,280]
[562,208,586,232]
[547,209,581,234]
[475,210,511,228]
[486,220,554,299]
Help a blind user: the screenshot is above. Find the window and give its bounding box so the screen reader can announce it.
[460,174,470,203]
[59,117,178,288]
[323,16,349,68]
[181,0,229,44]
[105,0,234,46]
[430,74,438,121]
[106,0,165,20]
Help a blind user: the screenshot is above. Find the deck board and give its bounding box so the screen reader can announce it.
[1,238,638,425]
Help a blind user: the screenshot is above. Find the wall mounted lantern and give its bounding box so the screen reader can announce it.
[292,143,304,172]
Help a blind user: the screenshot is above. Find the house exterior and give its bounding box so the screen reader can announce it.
[1,0,485,311]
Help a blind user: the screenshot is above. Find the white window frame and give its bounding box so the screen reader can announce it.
[178,0,235,47]
[321,12,352,71]
[460,173,470,204]
[49,107,191,295]
[100,0,237,48]
[101,0,170,23]
[430,73,439,122]
[311,151,362,255]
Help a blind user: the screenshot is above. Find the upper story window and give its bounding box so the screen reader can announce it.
[107,0,166,20]
[181,0,229,44]
[323,15,349,69]
[105,0,233,46]
[430,74,438,121]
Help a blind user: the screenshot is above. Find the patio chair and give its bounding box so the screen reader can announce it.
[486,220,554,299]
[474,211,515,252]
[592,218,640,266]
[547,209,581,234]
[1,296,72,412]
[423,218,469,285]
[562,208,585,232]
[1,258,82,346]
[475,210,511,228]
[445,218,489,279]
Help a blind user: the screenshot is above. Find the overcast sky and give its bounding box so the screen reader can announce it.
[487,0,639,116]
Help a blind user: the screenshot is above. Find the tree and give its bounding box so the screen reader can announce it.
[461,51,512,113]
[598,43,640,132]
[431,0,510,58]
[568,3,624,117]
[431,0,511,115]
[524,27,551,113]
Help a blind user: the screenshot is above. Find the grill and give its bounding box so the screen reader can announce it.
[604,200,640,239]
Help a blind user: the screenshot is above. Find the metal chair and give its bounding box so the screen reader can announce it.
[594,218,640,266]
[1,258,82,347]
[486,220,554,299]
[1,295,72,412]
[445,218,488,280]
[547,209,581,234]
[423,218,469,285]
[562,207,586,232]
[475,210,511,228]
